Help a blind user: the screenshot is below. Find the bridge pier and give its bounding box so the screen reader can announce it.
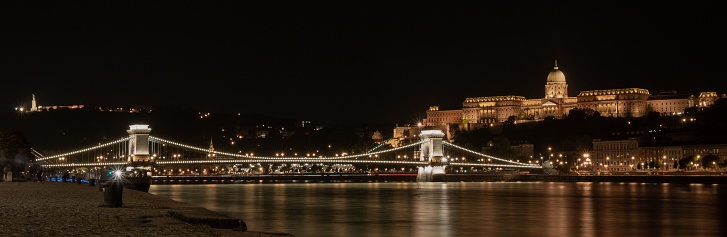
[416,129,447,182]
[417,166,446,182]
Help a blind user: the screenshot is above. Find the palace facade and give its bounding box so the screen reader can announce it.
[425,62,722,132]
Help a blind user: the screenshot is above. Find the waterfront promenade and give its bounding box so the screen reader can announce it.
[0,181,294,237]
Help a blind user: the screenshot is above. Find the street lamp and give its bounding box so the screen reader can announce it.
[605,157,610,172]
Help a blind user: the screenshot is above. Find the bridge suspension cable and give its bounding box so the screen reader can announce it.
[443,142,540,168]
[150,136,426,161]
[31,132,542,170]
[366,138,393,153]
[35,137,130,161]
[30,148,44,159]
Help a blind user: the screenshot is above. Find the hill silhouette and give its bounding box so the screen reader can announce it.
[0,107,394,157]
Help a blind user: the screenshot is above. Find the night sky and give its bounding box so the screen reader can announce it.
[2,1,725,124]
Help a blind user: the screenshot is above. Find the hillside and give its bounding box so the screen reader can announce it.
[0,107,394,157]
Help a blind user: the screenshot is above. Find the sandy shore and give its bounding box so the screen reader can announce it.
[0,181,294,237]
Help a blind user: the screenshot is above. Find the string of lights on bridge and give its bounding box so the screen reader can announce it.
[30,148,44,159]
[32,135,540,169]
[43,162,128,168]
[149,136,427,161]
[156,160,429,165]
[32,136,425,167]
[366,139,393,153]
[443,142,541,168]
[34,137,131,161]
[448,162,541,169]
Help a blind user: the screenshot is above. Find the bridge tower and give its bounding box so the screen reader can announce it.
[417,129,447,182]
[127,124,152,163]
[125,124,153,191]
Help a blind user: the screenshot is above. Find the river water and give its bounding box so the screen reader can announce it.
[149,182,726,237]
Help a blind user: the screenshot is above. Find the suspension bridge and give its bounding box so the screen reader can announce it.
[32,125,543,189]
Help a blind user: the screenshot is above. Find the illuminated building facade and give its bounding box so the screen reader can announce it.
[426,62,722,131]
[21,95,153,113]
[592,137,640,172]
[593,137,727,172]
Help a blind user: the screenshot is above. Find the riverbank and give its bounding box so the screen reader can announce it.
[0,181,294,237]
[448,173,727,183]
[150,172,727,184]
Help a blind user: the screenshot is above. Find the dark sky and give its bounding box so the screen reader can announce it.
[2,1,725,124]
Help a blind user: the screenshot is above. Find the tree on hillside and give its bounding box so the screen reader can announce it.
[567,108,600,120]
[697,98,727,129]
[517,111,534,120]
[504,116,517,125]
[485,136,514,158]
[645,111,661,118]
[0,130,32,181]
[452,128,490,152]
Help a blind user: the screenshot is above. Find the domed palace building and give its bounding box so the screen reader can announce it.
[425,61,722,135]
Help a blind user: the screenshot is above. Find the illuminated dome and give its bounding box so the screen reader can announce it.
[546,61,566,83]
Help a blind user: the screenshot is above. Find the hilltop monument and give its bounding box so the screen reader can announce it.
[30,94,38,112]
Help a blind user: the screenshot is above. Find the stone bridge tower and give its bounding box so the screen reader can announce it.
[127,124,152,163]
[417,129,447,182]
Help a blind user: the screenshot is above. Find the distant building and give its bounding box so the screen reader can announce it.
[592,137,640,172]
[645,91,694,116]
[511,143,535,160]
[391,125,423,147]
[371,131,383,143]
[24,94,85,111]
[256,130,270,138]
[481,141,534,161]
[697,92,721,107]
[426,62,721,131]
[592,131,727,172]
[36,104,86,111]
[388,124,457,148]
[23,94,154,113]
